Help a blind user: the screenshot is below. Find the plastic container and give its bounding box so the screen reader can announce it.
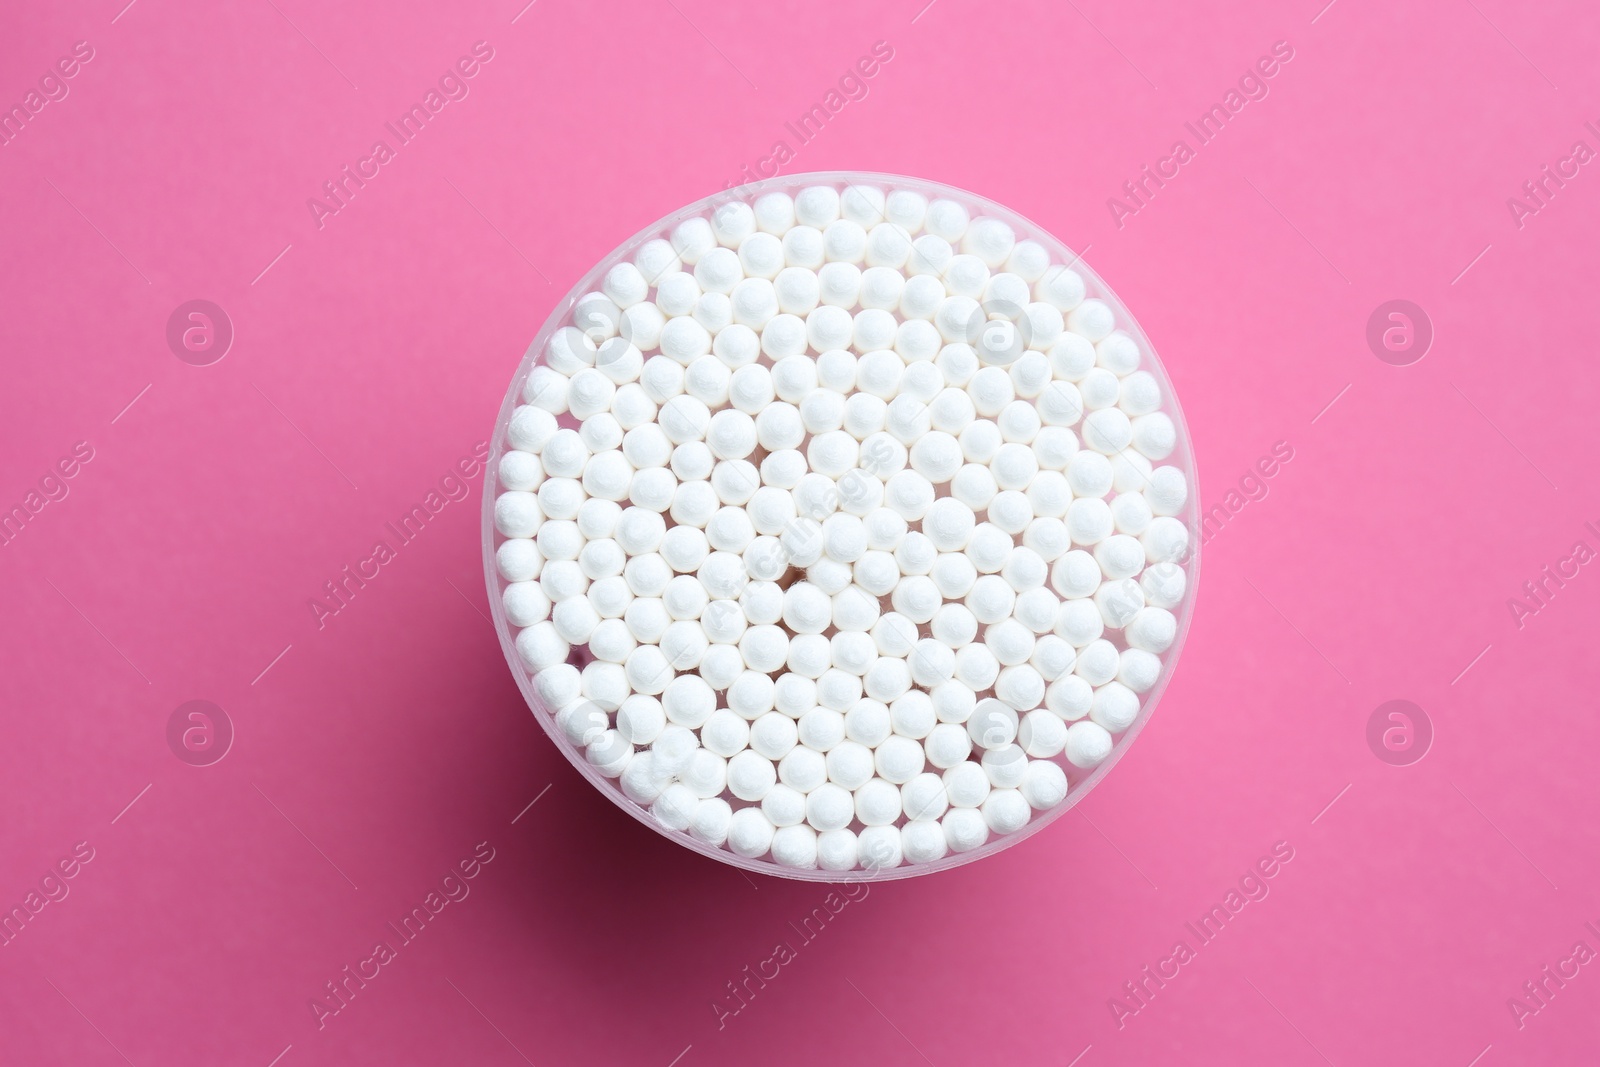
[483,172,1200,881]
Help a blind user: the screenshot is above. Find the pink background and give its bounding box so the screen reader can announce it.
[2,0,1597,1063]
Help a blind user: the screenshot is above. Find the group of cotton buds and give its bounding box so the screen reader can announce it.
[492,181,1190,872]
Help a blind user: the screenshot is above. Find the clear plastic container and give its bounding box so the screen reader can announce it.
[483,172,1200,881]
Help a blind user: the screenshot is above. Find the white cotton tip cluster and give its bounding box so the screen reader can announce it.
[492,177,1192,875]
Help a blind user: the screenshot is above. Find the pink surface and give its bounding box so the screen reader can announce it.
[1,1,1596,1064]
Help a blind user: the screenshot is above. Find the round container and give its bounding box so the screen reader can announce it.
[483,172,1200,881]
